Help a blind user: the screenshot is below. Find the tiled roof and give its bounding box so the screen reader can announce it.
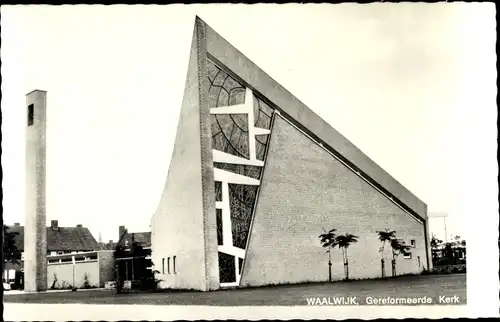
[6,225,100,251]
[119,231,151,248]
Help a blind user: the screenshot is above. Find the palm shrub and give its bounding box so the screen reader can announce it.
[390,239,410,277]
[377,229,396,278]
[318,229,338,282]
[336,233,359,280]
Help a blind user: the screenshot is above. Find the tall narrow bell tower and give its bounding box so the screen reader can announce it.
[24,90,48,292]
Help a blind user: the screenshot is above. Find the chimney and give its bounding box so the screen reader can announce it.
[51,220,59,231]
[14,223,20,227]
[76,224,82,228]
[119,225,126,239]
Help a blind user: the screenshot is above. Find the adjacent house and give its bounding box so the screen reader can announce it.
[114,225,152,283]
[117,225,151,250]
[3,220,100,288]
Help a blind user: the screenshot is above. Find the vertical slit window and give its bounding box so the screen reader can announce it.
[167,257,170,274]
[173,255,176,273]
[28,104,34,126]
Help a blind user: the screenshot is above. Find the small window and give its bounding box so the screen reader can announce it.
[173,256,176,274]
[403,251,412,259]
[28,104,34,126]
[167,257,171,274]
[162,258,165,274]
[417,256,421,267]
[58,251,64,255]
[410,240,416,248]
[50,251,57,256]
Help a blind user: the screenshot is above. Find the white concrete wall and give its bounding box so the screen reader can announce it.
[47,261,99,288]
[151,19,219,291]
[24,90,48,292]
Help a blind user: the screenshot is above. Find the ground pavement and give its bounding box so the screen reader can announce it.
[3,274,467,320]
[4,274,466,306]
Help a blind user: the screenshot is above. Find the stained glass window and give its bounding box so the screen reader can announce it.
[208,59,276,286]
[229,184,258,249]
[211,114,250,159]
[218,252,236,283]
[207,60,245,109]
[215,181,222,201]
[216,209,223,246]
[214,162,262,180]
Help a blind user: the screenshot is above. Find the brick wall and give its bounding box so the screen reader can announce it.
[98,251,115,287]
[240,116,427,287]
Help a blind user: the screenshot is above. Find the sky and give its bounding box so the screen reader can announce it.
[1,3,497,244]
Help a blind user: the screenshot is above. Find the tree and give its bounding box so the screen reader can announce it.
[443,242,456,265]
[318,228,338,282]
[336,233,359,280]
[3,225,21,265]
[376,229,396,278]
[389,238,410,277]
[430,234,442,249]
[113,243,127,294]
[430,234,443,261]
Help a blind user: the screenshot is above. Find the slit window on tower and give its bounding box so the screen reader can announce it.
[28,104,34,126]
